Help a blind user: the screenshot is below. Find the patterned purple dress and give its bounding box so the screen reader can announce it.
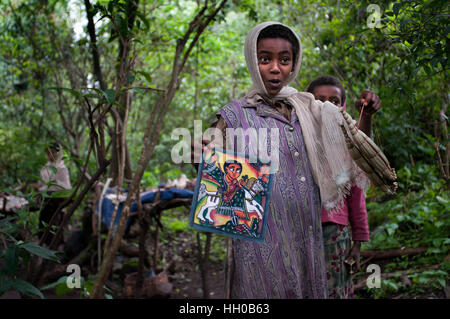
[219,98,328,298]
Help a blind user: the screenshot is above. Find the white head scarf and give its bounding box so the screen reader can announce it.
[244,22,368,211]
[244,21,302,97]
[39,145,72,192]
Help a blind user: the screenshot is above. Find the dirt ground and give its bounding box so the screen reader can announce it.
[149,223,227,299]
[35,218,227,299]
[170,259,226,299]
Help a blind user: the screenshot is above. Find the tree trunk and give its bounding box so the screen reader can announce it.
[90,0,229,298]
[197,232,212,299]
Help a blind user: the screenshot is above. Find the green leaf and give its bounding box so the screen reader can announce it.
[51,189,73,199]
[393,3,401,16]
[47,165,57,174]
[102,89,116,104]
[0,217,19,235]
[76,38,89,46]
[40,276,69,291]
[427,247,442,254]
[386,223,399,235]
[127,73,135,84]
[83,279,94,297]
[82,93,101,99]
[4,245,19,276]
[418,276,430,284]
[435,221,444,228]
[55,282,73,296]
[9,278,44,299]
[17,242,61,262]
[436,196,448,204]
[137,70,152,83]
[384,280,398,290]
[0,278,13,296]
[48,87,82,98]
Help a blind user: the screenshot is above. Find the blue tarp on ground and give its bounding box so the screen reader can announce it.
[97,188,194,232]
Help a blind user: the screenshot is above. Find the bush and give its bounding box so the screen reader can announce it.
[0,212,62,299]
[358,163,449,298]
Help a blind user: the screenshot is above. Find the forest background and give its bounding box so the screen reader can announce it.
[0,0,448,299]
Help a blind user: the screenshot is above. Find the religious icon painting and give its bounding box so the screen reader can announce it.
[189,147,273,242]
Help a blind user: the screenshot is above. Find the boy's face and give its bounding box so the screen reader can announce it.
[225,163,242,180]
[312,85,343,107]
[257,37,293,96]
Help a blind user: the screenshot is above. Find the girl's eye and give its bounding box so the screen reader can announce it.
[281,57,291,64]
[230,168,234,172]
[259,56,269,63]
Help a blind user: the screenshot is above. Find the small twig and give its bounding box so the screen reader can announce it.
[125,86,166,93]
[357,104,365,128]
[225,237,232,299]
[136,188,147,298]
[0,234,7,250]
[103,196,121,259]
[196,232,212,298]
[97,178,112,270]
[434,140,447,179]
[152,190,162,271]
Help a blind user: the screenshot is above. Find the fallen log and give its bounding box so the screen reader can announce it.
[354,263,441,291]
[354,254,449,291]
[360,247,428,260]
[140,198,192,216]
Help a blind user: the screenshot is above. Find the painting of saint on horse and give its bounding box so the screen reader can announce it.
[189,148,272,242]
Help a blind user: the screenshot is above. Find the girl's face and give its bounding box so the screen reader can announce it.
[257,37,293,96]
[226,163,242,180]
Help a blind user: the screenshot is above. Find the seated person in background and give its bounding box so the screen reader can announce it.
[31,142,72,246]
[306,75,381,298]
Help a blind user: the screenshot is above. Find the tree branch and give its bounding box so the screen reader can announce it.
[90,0,228,298]
[84,0,107,91]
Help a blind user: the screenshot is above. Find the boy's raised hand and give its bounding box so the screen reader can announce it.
[346,241,362,274]
[355,90,381,116]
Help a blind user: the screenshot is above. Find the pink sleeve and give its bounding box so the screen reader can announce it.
[348,186,370,242]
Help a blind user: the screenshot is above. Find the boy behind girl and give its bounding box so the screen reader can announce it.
[307,75,381,298]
